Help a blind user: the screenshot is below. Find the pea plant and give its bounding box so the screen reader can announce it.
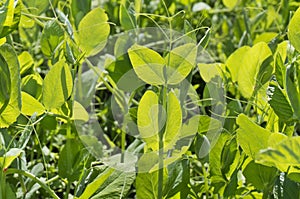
[0,0,300,198]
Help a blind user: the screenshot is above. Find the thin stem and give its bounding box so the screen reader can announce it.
[64,181,71,199]
[158,85,168,199]
[5,169,60,199]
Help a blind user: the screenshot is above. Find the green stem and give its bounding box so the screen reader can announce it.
[65,181,71,199]
[5,169,60,199]
[158,85,168,199]
[0,170,6,199]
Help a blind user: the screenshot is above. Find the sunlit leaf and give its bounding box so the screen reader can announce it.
[128,44,165,85]
[42,60,73,110]
[288,7,300,52]
[236,114,271,159]
[76,7,110,56]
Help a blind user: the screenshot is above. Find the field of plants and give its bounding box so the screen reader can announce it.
[1,0,300,198]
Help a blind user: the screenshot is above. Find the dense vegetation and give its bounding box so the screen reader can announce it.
[0,0,300,198]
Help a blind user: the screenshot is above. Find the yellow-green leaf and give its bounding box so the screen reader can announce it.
[288,7,300,52]
[137,91,162,151]
[165,43,197,84]
[42,61,73,110]
[238,42,272,98]
[164,91,182,149]
[21,91,45,116]
[76,7,110,56]
[128,44,165,85]
[226,46,250,82]
[236,114,271,159]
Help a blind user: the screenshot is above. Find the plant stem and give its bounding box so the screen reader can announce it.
[65,181,71,199]
[158,85,168,199]
[5,169,60,199]
[0,170,6,199]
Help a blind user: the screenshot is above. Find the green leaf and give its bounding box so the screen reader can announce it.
[72,101,89,121]
[0,0,21,38]
[22,0,49,15]
[42,60,73,110]
[128,44,165,85]
[198,115,222,134]
[288,7,300,52]
[274,53,285,88]
[165,43,197,85]
[58,139,84,182]
[274,173,300,199]
[90,171,135,199]
[137,90,161,150]
[21,74,43,100]
[238,42,272,98]
[164,91,182,149]
[236,114,271,159]
[76,7,110,56]
[71,0,91,28]
[243,160,277,190]
[268,85,293,121]
[119,3,136,30]
[226,46,250,82]
[136,169,168,199]
[77,168,114,199]
[222,0,238,9]
[256,137,300,172]
[0,1,9,35]
[21,91,45,116]
[221,138,240,178]
[18,51,34,75]
[198,63,225,82]
[0,44,21,128]
[0,148,23,169]
[286,65,300,119]
[0,54,11,115]
[41,19,65,57]
[209,132,231,176]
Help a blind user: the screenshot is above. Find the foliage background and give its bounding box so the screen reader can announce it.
[0,0,300,198]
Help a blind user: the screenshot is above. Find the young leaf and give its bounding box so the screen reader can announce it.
[76,7,110,56]
[237,42,272,98]
[71,0,91,28]
[21,74,43,100]
[0,0,21,38]
[137,90,162,151]
[0,148,23,169]
[136,169,168,199]
[236,114,271,159]
[18,51,34,75]
[21,91,45,116]
[198,63,225,82]
[286,65,300,119]
[0,1,9,35]
[0,44,21,128]
[119,3,136,30]
[256,137,300,171]
[22,0,49,15]
[77,168,115,199]
[42,60,73,110]
[58,139,85,182]
[90,171,135,199]
[41,19,65,57]
[288,7,300,52]
[164,91,182,149]
[222,0,238,9]
[128,44,165,85]
[165,43,197,85]
[226,46,250,82]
